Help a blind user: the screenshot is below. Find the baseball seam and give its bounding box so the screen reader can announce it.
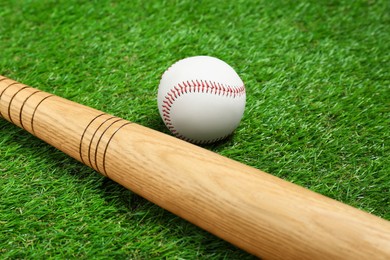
[161,79,245,144]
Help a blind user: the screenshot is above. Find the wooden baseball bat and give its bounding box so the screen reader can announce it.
[1,75,389,259]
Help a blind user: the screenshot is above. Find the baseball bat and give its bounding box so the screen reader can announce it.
[1,75,389,259]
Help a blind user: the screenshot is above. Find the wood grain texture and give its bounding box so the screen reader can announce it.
[1,75,390,259]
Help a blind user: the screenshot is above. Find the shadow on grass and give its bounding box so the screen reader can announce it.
[143,111,238,150]
[99,178,256,259]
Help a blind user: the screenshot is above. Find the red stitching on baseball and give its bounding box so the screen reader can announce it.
[205,80,210,92]
[162,80,245,144]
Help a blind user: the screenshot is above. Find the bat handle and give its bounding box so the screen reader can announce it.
[0,76,128,174]
[0,76,53,134]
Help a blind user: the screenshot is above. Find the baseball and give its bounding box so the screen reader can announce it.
[157,56,246,144]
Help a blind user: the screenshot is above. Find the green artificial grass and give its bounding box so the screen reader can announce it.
[1,0,389,258]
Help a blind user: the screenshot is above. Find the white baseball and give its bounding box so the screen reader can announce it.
[157,56,246,144]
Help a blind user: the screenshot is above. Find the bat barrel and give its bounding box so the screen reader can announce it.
[1,75,390,259]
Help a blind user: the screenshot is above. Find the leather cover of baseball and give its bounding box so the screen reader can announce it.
[158,56,246,144]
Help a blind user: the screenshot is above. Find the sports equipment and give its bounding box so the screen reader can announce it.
[157,56,246,143]
[1,75,390,259]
